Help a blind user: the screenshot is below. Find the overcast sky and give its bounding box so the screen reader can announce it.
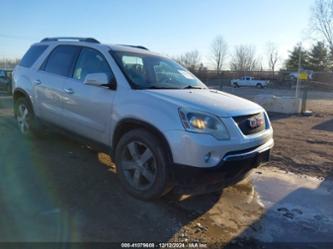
[1,0,315,69]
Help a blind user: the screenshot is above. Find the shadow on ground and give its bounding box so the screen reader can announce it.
[2,94,333,248]
[0,100,222,242]
[313,118,333,132]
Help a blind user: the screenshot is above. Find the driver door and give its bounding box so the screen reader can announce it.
[61,47,116,145]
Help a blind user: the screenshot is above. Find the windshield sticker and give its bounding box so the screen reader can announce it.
[178,70,195,79]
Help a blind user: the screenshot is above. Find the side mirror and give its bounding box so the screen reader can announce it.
[83,73,109,86]
[83,73,116,90]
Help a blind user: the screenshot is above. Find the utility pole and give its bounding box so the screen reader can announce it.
[295,45,302,98]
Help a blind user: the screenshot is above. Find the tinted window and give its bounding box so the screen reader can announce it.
[20,45,48,68]
[43,45,80,77]
[73,48,113,81]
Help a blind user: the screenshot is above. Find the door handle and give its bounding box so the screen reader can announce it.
[33,79,42,85]
[64,88,74,94]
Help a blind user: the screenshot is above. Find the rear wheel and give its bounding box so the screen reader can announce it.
[256,83,263,88]
[14,97,40,136]
[115,129,172,200]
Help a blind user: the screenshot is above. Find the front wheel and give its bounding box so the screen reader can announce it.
[6,83,12,95]
[115,129,172,200]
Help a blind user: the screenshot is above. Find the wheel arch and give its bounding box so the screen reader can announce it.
[112,118,173,164]
[13,88,34,116]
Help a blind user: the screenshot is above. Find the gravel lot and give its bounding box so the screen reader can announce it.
[1,89,332,248]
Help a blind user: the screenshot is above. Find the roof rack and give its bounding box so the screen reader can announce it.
[118,44,149,50]
[40,37,100,43]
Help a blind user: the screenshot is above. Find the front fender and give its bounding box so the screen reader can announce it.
[109,90,183,145]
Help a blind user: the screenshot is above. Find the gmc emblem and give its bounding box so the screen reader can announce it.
[248,116,264,129]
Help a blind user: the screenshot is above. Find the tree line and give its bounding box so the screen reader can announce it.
[175,0,333,74]
[286,42,332,72]
[286,0,333,72]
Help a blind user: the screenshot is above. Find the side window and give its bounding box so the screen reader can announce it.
[20,45,48,68]
[0,70,5,78]
[73,48,113,82]
[43,45,80,77]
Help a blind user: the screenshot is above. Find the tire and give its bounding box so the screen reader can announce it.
[256,83,263,89]
[14,97,40,137]
[233,83,239,88]
[115,128,172,200]
[6,83,12,95]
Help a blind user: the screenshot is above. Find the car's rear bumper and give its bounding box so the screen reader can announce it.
[173,139,272,189]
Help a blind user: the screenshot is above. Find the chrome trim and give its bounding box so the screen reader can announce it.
[223,139,274,162]
[64,88,74,94]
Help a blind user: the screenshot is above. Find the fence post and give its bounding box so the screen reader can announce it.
[219,76,223,90]
[301,88,307,113]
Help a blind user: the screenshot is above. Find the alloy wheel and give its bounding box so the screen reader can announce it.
[120,141,157,191]
[16,104,30,134]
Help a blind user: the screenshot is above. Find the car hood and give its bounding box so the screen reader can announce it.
[143,89,264,117]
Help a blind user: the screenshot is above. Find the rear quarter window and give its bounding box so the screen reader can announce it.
[20,45,48,68]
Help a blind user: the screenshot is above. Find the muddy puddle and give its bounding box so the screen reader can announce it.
[248,167,333,242]
[174,167,333,244]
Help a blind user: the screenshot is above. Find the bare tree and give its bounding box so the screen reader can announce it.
[230,45,258,72]
[175,50,201,70]
[210,35,228,73]
[0,58,20,69]
[311,0,333,51]
[266,42,279,76]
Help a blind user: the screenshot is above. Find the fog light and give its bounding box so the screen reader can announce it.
[204,152,211,163]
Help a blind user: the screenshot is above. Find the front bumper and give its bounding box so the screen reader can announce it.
[173,138,273,188]
[165,126,273,168]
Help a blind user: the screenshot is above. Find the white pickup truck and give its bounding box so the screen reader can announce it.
[231,76,269,88]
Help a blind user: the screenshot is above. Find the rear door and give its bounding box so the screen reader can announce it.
[34,45,81,126]
[61,47,116,144]
[244,77,252,86]
[239,77,246,86]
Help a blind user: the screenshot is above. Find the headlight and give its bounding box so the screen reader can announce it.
[178,107,230,140]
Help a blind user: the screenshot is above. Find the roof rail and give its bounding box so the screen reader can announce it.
[40,37,100,43]
[118,44,149,50]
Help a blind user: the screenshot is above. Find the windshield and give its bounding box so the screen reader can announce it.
[111,51,207,89]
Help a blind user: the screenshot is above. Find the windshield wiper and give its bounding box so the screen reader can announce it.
[144,86,179,89]
[183,85,204,89]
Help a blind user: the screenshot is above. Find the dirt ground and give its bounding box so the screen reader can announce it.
[268,111,333,180]
[0,90,332,248]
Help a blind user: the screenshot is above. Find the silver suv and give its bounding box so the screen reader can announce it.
[13,37,273,200]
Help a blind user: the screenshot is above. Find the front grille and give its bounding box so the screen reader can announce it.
[233,112,266,135]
